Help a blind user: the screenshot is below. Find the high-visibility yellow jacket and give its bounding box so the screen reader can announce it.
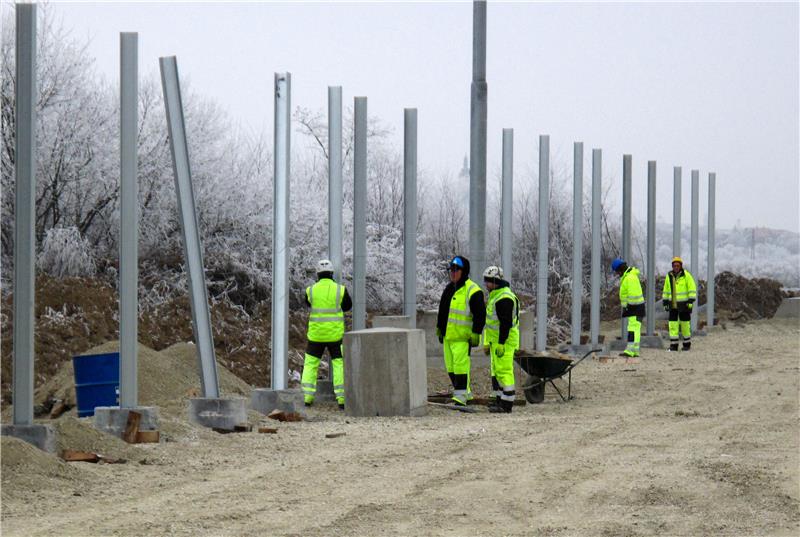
[445,278,482,341]
[620,267,645,308]
[662,269,697,307]
[306,278,346,343]
[484,286,520,348]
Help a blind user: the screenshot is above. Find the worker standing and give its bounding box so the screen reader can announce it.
[301,259,352,409]
[482,266,519,414]
[662,256,697,351]
[436,255,485,406]
[611,258,646,357]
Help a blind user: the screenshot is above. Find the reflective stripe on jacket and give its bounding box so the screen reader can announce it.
[306,278,345,342]
[446,279,481,341]
[620,267,645,308]
[662,269,697,306]
[484,287,520,347]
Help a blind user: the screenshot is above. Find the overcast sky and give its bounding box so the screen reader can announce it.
[37,1,800,233]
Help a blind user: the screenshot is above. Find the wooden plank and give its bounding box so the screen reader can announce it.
[267,409,286,421]
[61,450,100,463]
[325,432,346,439]
[135,430,160,443]
[234,424,252,432]
[258,427,278,434]
[48,400,68,419]
[122,410,142,444]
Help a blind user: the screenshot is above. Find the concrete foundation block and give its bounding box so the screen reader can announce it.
[418,310,440,358]
[188,398,247,430]
[1,423,57,453]
[560,343,603,356]
[608,334,664,350]
[372,315,413,329]
[251,388,305,416]
[518,310,535,351]
[344,327,427,417]
[93,406,159,438]
[774,297,800,318]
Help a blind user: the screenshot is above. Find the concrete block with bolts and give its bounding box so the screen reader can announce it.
[93,406,159,438]
[188,398,247,430]
[1,423,57,453]
[251,388,305,416]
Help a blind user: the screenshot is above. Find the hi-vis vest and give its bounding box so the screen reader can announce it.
[445,279,481,341]
[620,267,645,308]
[484,286,520,347]
[662,269,697,308]
[306,278,345,343]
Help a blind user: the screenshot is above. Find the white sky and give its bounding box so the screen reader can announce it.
[35,1,800,232]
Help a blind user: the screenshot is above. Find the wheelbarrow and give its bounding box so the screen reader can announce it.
[514,348,600,403]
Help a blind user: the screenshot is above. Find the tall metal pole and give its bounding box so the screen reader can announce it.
[403,108,417,327]
[353,97,368,331]
[469,0,487,280]
[590,149,601,347]
[570,142,583,347]
[646,161,657,336]
[119,32,138,408]
[271,73,291,390]
[690,169,700,332]
[707,172,716,328]
[536,136,550,352]
[159,56,220,398]
[12,3,36,425]
[501,129,513,280]
[621,154,632,341]
[328,86,343,282]
[673,166,682,256]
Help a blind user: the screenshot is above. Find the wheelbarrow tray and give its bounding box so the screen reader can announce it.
[514,348,598,403]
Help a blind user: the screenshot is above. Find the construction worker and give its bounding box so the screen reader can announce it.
[482,266,519,414]
[436,255,485,406]
[301,259,352,409]
[662,256,697,351]
[611,258,645,357]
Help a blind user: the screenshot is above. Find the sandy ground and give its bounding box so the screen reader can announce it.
[2,318,799,537]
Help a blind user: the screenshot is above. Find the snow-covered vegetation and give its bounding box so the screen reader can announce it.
[2,7,797,319]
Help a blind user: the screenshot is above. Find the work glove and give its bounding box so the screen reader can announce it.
[687,301,694,310]
[469,333,480,347]
[662,299,670,312]
[495,343,505,357]
[483,346,490,356]
[436,327,443,344]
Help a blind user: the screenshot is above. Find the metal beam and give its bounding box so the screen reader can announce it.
[536,136,550,351]
[690,169,699,332]
[646,161,657,335]
[328,86,343,282]
[621,154,632,341]
[571,142,583,346]
[403,108,417,327]
[159,56,220,398]
[590,149,602,346]
[673,166,682,256]
[119,32,138,408]
[707,172,716,328]
[353,97,368,331]
[469,0,487,279]
[501,129,514,281]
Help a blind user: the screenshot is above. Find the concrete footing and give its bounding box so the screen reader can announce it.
[608,334,663,351]
[1,423,57,453]
[344,327,427,417]
[775,297,800,318]
[372,315,413,329]
[188,398,247,430]
[560,344,603,356]
[251,388,305,416]
[93,406,159,438]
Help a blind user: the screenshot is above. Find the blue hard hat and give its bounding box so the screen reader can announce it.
[611,258,625,272]
[449,256,465,268]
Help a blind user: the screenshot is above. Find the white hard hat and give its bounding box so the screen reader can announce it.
[316,259,334,274]
[483,265,504,280]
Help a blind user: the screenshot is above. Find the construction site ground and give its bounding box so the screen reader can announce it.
[2,317,798,536]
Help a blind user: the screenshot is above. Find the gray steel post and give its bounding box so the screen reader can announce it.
[673,166,682,257]
[571,142,584,346]
[328,86,343,282]
[271,73,291,390]
[536,136,550,351]
[119,32,138,408]
[13,3,36,425]
[621,154,632,341]
[501,129,514,280]
[690,170,699,331]
[646,161,657,335]
[159,57,220,398]
[469,0,488,280]
[707,172,716,328]
[590,149,602,346]
[353,97,368,331]
[403,108,417,327]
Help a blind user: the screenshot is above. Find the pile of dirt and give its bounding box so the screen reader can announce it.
[53,416,145,461]
[0,436,82,502]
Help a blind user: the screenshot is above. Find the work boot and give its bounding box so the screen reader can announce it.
[304,401,313,407]
[668,343,679,352]
[486,395,502,411]
[488,400,512,413]
[682,343,691,351]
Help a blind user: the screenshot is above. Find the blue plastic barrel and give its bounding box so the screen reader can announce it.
[72,352,119,417]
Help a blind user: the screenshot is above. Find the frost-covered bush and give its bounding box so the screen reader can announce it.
[37,227,96,278]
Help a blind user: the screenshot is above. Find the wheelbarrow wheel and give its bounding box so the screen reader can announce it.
[524,375,545,404]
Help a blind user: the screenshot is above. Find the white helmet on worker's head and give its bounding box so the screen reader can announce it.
[316,259,335,275]
[483,265,504,282]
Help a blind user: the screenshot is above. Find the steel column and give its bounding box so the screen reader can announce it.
[690,170,699,332]
[707,173,716,328]
[469,0,488,279]
[571,142,584,346]
[590,149,602,346]
[646,161,657,335]
[403,108,417,327]
[621,154,632,341]
[501,129,514,280]
[536,136,550,351]
[353,97,368,331]
[673,166,682,257]
[328,86,343,281]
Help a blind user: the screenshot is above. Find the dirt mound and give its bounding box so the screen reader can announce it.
[1,435,82,503]
[53,416,145,461]
[711,271,785,321]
